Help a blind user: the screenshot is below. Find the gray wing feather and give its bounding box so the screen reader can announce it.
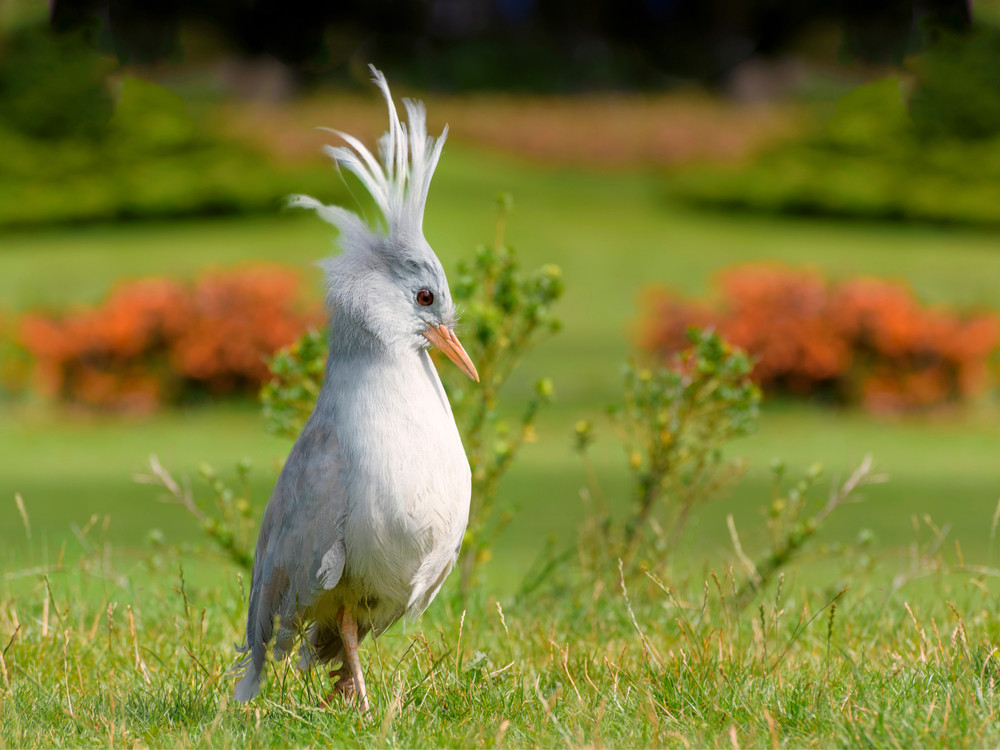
[233,419,347,702]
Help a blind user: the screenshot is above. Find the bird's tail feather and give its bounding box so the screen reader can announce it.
[229,637,261,702]
[231,556,288,701]
[233,661,262,702]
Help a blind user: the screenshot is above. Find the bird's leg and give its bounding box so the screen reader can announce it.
[337,606,370,713]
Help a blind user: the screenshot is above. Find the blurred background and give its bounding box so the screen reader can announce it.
[3,0,1000,587]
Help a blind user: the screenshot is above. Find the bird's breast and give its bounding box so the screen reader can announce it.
[331,349,470,612]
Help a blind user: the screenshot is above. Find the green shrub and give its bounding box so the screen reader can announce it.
[0,22,112,141]
[668,74,1000,226]
[910,25,1000,141]
[0,24,341,229]
[261,328,329,439]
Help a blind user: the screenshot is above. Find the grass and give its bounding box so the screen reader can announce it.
[4,145,1000,746]
[4,397,1000,586]
[4,532,1000,747]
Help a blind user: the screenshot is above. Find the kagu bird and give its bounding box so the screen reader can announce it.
[233,66,478,711]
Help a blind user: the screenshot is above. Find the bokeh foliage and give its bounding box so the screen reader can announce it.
[19,266,320,410]
[640,264,999,411]
[0,21,112,141]
[669,69,1000,226]
[910,24,1000,141]
[0,19,338,229]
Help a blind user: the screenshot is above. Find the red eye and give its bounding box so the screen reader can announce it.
[416,289,434,306]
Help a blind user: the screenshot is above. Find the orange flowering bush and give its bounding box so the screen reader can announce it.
[0,308,31,398]
[20,267,322,411]
[640,265,999,411]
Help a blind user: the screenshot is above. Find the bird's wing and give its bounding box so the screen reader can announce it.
[233,419,347,702]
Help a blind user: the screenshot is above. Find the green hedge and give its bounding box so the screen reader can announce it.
[0,78,341,229]
[0,23,340,229]
[668,68,1000,226]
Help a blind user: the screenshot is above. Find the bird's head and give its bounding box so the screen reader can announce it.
[291,66,478,382]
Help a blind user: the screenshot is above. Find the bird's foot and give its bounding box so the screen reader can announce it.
[322,665,357,707]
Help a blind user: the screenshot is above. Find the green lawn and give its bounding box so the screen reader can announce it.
[3,144,1000,582]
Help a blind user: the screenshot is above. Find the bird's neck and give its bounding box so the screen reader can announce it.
[315,308,449,427]
[326,308,383,361]
[322,307,422,382]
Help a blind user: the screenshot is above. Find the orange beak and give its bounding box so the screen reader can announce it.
[423,324,479,382]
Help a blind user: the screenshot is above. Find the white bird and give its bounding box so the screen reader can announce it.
[233,66,478,712]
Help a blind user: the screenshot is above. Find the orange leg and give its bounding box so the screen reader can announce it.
[337,606,370,713]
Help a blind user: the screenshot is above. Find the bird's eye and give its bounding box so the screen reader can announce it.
[416,289,434,306]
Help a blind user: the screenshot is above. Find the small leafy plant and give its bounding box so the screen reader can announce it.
[260,328,328,439]
[445,195,563,593]
[727,455,886,609]
[576,329,761,577]
[135,455,257,571]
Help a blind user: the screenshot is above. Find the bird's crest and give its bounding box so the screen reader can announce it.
[290,65,448,251]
